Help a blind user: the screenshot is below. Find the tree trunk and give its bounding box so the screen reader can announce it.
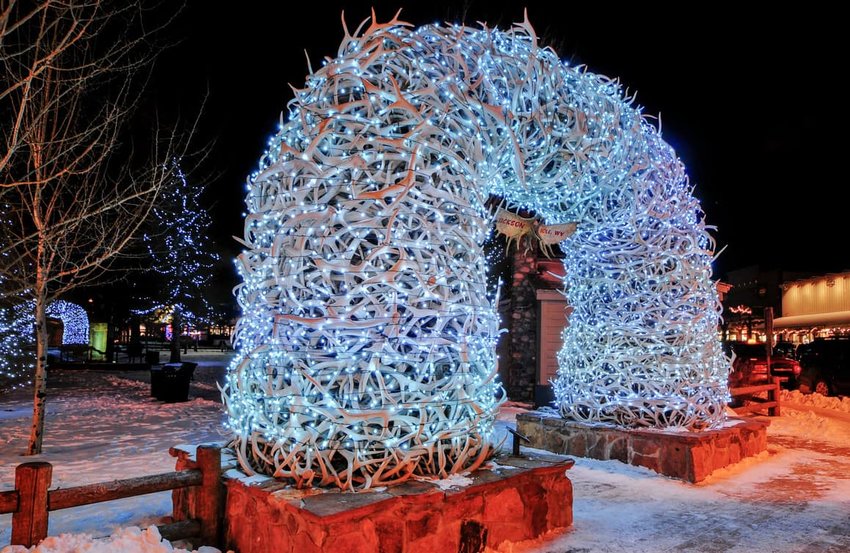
[105,316,115,363]
[27,291,49,455]
[169,307,182,363]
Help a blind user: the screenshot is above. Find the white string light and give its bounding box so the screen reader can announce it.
[223,12,728,490]
[2,299,90,390]
[45,300,90,345]
[0,299,32,391]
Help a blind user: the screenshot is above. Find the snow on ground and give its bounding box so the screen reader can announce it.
[492,395,850,553]
[2,355,850,552]
[0,353,231,546]
[1,526,225,553]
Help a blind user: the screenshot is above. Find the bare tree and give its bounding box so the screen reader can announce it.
[0,0,192,454]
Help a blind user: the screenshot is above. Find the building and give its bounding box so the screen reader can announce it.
[774,271,850,343]
[720,266,808,343]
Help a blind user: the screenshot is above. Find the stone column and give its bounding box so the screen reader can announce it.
[507,234,538,401]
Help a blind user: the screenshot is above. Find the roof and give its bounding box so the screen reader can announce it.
[773,310,850,329]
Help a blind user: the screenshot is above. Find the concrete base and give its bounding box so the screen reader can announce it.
[220,453,573,553]
[517,411,769,483]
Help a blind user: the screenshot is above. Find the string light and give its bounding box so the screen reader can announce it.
[0,297,32,391]
[45,301,90,345]
[223,13,727,490]
[2,299,90,390]
[143,159,219,327]
[8,300,90,346]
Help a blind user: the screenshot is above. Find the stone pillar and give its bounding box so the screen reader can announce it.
[507,234,538,401]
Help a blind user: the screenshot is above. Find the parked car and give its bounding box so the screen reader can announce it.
[726,342,801,388]
[797,339,850,396]
[773,341,798,359]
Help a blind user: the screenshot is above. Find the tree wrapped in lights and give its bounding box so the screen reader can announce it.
[145,160,218,362]
[0,296,32,392]
[223,11,728,490]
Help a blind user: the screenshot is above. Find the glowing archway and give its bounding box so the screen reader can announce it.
[223,13,728,489]
[11,300,90,346]
[45,300,90,345]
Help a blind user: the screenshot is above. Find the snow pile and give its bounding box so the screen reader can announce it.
[773,390,850,444]
[781,389,850,413]
[426,473,475,490]
[105,375,150,391]
[0,526,227,553]
[769,408,850,444]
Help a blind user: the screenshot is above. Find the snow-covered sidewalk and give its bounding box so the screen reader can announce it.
[2,356,850,552]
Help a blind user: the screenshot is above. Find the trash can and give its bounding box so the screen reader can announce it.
[150,365,165,398]
[145,350,160,365]
[160,363,191,403]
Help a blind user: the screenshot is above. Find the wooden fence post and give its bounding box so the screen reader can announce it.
[770,377,781,417]
[11,462,52,547]
[196,445,222,546]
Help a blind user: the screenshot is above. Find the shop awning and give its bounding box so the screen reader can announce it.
[773,310,850,329]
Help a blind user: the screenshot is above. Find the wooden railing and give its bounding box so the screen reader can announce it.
[730,377,782,416]
[0,445,221,548]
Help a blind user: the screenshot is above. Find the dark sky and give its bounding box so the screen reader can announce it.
[152,1,845,279]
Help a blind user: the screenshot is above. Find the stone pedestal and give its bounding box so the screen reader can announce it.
[221,453,573,553]
[517,412,768,483]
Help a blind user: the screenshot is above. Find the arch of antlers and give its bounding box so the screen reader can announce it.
[221,12,729,490]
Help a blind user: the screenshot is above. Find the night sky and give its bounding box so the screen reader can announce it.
[151,1,844,280]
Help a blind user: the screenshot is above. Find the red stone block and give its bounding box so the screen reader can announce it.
[406,512,438,541]
[631,437,661,457]
[569,431,587,455]
[659,444,688,479]
[690,449,711,482]
[586,433,606,458]
[607,436,628,462]
[409,518,461,552]
[518,414,769,483]
[222,457,574,553]
[629,451,661,473]
[482,487,522,521]
[729,442,742,464]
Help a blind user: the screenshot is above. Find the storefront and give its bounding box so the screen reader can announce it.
[774,272,850,342]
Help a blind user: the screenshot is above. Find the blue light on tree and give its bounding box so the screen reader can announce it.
[144,159,219,362]
[222,11,728,490]
[0,298,32,391]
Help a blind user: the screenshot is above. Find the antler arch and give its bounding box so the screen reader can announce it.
[223,12,728,490]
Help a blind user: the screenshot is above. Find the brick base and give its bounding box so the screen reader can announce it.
[221,454,573,553]
[517,412,768,483]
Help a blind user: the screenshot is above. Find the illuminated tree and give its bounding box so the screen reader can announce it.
[222,12,727,490]
[145,159,218,362]
[0,293,32,393]
[0,205,30,392]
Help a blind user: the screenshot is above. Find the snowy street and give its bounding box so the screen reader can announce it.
[2,353,850,552]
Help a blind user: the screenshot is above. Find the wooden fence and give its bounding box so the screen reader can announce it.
[0,445,221,548]
[730,377,782,417]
